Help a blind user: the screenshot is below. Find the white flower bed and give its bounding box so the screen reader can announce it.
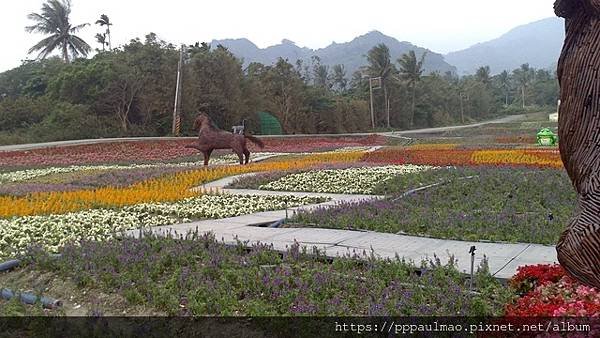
[0,193,327,258]
[259,165,432,194]
[0,210,179,259]
[0,153,282,183]
[125,194,327,219]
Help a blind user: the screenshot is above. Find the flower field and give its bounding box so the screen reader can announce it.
[506,264,600,317]
[0,135,385,168]
[258,165,432,194]
[363,146,562,168]
[291,166,576,244]
[2,232,510,316]
[0,135,583,318]
[0,194,326,259]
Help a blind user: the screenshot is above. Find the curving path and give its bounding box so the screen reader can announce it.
[0,114,527,152]
[126,171,557,281]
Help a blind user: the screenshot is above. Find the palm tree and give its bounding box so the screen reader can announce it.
[513,63,534,109]
[497,70,511,106]
[398,50,426,128]
[95,14,112,51]
[95,33,107,51]
[26,0,91,63]
[475,66,491,85]
[367,43,394,128]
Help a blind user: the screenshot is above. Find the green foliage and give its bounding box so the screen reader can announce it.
[0,37,559,144]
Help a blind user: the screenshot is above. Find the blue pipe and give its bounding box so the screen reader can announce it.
[1,288,62,309]
[0,259,20,272]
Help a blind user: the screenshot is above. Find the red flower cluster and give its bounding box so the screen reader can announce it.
[506,264,600,317]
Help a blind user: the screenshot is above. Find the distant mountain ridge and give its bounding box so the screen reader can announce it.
[444,17,565,75]
[210,17,566,78]
[211,31,456,76]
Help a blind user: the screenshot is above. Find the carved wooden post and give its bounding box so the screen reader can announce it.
[555,0,600,288]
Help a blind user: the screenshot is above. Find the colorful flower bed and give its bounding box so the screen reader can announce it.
[506,264,600,317]
[259,165,431,194]
[0,154,253,183]
[125,194,326,220]
[10,232,510,316]
[0,194,326,259]
[291,167,576,245]
[0,151,364,218]
[0,136,385,168]
[363,146,562,169]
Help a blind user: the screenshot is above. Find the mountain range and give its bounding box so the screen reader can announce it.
[210,17,565,77]
[444,17,565,75]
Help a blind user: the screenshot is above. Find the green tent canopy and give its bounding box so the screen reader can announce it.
[257,111,282,135]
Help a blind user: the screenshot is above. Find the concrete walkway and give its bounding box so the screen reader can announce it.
[126,172,557,280]
[0,115,526,152]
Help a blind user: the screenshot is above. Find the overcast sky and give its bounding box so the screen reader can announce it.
[1,0,557,72]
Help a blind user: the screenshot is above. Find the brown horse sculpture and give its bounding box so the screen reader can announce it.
[185,112,264,165]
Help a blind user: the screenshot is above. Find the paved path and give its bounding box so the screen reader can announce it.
[0,115,526,152]
[126,172,557,280]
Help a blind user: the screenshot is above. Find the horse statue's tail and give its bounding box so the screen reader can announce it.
[244,134,264,148]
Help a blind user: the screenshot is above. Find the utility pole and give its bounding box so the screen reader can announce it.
[172,45,184,136]
[368,77,381,131]
[369,79,375,130]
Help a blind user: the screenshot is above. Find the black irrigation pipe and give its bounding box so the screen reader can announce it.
[1,288,62,309]
[0,254,63,309]
[391,175,480,202]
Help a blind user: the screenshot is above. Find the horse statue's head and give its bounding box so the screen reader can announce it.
[193,112,211,130]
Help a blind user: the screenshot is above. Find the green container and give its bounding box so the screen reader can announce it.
[536,128,558,146]
[257,111,283,135]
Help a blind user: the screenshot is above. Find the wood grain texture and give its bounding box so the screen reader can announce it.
[555,0,600,288]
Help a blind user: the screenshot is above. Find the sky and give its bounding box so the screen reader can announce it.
[0,0,557,72]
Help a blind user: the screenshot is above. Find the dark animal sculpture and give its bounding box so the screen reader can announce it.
[554,0,600,288]
[185,112,264,165]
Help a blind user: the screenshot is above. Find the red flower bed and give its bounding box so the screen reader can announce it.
[0,135,386,167]
[252,135,387,153]
[506,264,600,317]
[0,140,198,167]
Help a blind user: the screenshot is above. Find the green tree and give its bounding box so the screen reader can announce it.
[513,63,534,108]
[95,14,113,51]
[331,64,347,93]
[95,33,107,52]
[496,70,511,106]
[475,66,491,86]
[26,0,91,63]
[367,43,394,128]
[398,50,426,128]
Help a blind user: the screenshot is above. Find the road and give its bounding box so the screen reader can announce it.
[0,114,526,152]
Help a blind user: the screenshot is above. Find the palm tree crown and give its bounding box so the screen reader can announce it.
[95,14,112,50]
[26,0,91,63]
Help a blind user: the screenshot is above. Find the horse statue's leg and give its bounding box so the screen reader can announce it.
[243,148,250,165]
[202,149,213,166]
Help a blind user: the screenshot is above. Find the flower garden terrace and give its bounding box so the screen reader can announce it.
[1,137,584,318]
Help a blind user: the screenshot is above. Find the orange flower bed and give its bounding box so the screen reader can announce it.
[363,147,475,166]
[471,150,563,168]
[0,151,364,218]
[364,147,563,169]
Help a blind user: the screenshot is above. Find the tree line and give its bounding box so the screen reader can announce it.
[0,0,559,144]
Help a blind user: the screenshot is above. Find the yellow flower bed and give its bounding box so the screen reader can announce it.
[0,151,364,218]
[408,143,459,150]
[471,150,562,168]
